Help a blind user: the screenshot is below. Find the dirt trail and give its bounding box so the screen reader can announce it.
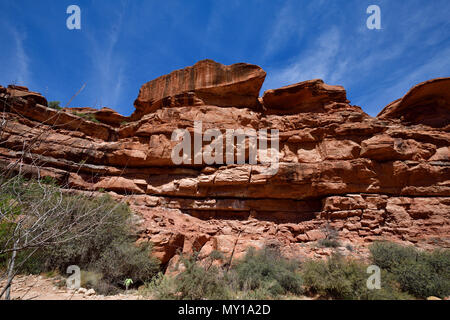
[1,275,143,300]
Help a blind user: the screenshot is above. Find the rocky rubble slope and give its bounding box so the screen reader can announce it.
[1,60,449,269]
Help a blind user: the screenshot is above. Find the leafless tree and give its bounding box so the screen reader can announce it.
[0,87,126,300]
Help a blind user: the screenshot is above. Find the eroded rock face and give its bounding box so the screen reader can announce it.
[1,62,449,269]
[262,79,349,115]
[63,107,129,127]
[378,77,450,128]
[131,59,266,120]
[7,85,48,106]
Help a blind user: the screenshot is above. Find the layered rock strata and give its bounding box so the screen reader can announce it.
[0,62,449,268]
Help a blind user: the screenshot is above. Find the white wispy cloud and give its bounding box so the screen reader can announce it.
[359,46,450,116]
[262,1,304,59]
[87,4,127,109]
[13,29,30,85]
[0,24,31,86]
[263,26,341,90]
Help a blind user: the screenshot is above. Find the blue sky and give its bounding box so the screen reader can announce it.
[0,0,449,116]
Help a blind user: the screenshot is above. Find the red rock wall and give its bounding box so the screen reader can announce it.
[1,64,449,268]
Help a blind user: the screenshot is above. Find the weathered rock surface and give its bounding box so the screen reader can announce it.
[131,59,266,120]
[6,85,48,106]
[262,79,349,115]
[378,77,450,128]
[1,61,449,269]
[64,107,129,127]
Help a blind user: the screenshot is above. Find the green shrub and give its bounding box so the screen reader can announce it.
[231,280,282,300]
[370,242,450,298]
[73,112,100,123]
[80,270,103,289]
[209,250,225,261]
[93,241,160,289]
[318,238,341,248]
[80,271,120,296]
[0,220,17,269]
[231,247,303,297]
[369,242,418,270]
[316,224,341,248]
[140,272,178,300]
[174,254,231,300]
[48,101,62,110]
[302,254,412,300]
[141,253,231,300]
[94,280,121,295]
[0,177,160,295]
[36,194,159,294]
[142,248,304,300]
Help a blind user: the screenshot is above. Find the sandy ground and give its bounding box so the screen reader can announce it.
[1,274,143,300]
[5,274,444,301]
[1,274,314,301]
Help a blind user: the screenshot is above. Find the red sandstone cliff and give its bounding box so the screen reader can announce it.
[0,60,449,268]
